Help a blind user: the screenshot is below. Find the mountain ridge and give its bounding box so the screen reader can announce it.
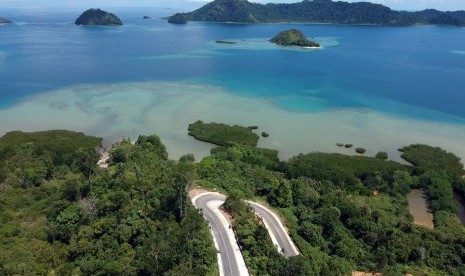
[169,0,465,26]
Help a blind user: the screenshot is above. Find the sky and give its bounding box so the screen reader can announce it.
[0,0,464,12]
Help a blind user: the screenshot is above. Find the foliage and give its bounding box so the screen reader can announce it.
[135,134,168,160]
[75,8,123,26]
[399,144,465,177]
[196,140,465,275]
[284,152,406,193]
[3,128,465,275]
[174,0,465,26]
[188,120,259,147]
[420,172,457,213]
[375,151,389,160]
[355,148,366,154]
[168,13,188,24]
[0,131,216,275]
[270,29,320,47]
[0,130,102,166]
[224,195,287,275]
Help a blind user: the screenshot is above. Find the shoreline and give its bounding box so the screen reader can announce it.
[1,81,465,163]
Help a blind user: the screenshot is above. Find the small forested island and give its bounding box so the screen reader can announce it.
[215,40,237,44]
[75,9,123,26]
[142,16,151,19]
[0,17,12,24]
[188,120,259,146]
[168,13,188,24]
[169,0,465,26]
[2,126,465,275]
[270,29,320,48]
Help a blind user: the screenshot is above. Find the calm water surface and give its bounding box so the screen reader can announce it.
[1,8,465,120]
[407,189,434,229]
[1,8,465,159]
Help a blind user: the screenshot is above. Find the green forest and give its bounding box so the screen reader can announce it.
[270,29,320,48]
[173,0,465,26]
[74,9,123,26]
[1,126,465,275]
[0,130,216,275]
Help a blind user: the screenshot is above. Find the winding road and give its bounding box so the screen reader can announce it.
[192,192,249,276]
[191,191,299,276]
[246,201,300,257]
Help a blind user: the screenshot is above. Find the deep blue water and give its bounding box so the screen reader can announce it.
[1,8,465,122]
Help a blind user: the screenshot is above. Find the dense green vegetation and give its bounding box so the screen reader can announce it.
[400,144,465,219]
[355,148,366,154]
[0,17,12,24]
[171,0,465,26]
[270,29,320,48]
[188,120,259,147]
[285,152,407,194]
[223,196,288,275]
[2,127,465,275]
[0,132,216,275]
[399,144,465,177]
[195,131,465,274]
[75,9,123,26]
[376,151,389,160]
[168,13,188,24]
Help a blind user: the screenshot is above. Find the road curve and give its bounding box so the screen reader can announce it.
[246,201,300,257]
[191,192,249,276]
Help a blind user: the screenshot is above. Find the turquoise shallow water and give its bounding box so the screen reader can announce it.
[1,8,465,160]
[1,8,465,121]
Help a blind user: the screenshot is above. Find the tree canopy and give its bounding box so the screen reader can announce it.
[2,128,465,275]
[75,9,123,26]
[170,0,465,26]
[270,29,320,47]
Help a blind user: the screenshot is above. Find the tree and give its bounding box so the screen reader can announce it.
[72,148,99,182]
[136,134,168,160]
[270,179,293,208]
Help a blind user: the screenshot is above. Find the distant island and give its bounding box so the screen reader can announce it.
[168,13,188,24]
[0,17,12,24]
[216,40,237,44]
[168,0,465,26]
[143,16,151,19]
[270,29,320,48]
[75,9,123,26]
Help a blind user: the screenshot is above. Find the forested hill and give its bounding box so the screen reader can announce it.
[172,0,465,26]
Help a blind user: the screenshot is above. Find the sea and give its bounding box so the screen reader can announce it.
[1,8,465,161]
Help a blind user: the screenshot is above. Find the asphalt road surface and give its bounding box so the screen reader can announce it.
[247,201,300,257]
[192,192,249,276]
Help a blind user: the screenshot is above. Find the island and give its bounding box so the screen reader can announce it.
[0,17,12,24]
[75,8,123,26]
[168,0,465,26]
[143,16,151,19]
[187,120,259,146]
[216,40,237,44]
[168,13,188,24]
[270,29,320,48]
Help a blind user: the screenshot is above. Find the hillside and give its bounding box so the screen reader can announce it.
[270,29,320,47]
[2,128,465,274]
[75,9,123,26]
[170,0,465,26]
[0,17,12,24]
